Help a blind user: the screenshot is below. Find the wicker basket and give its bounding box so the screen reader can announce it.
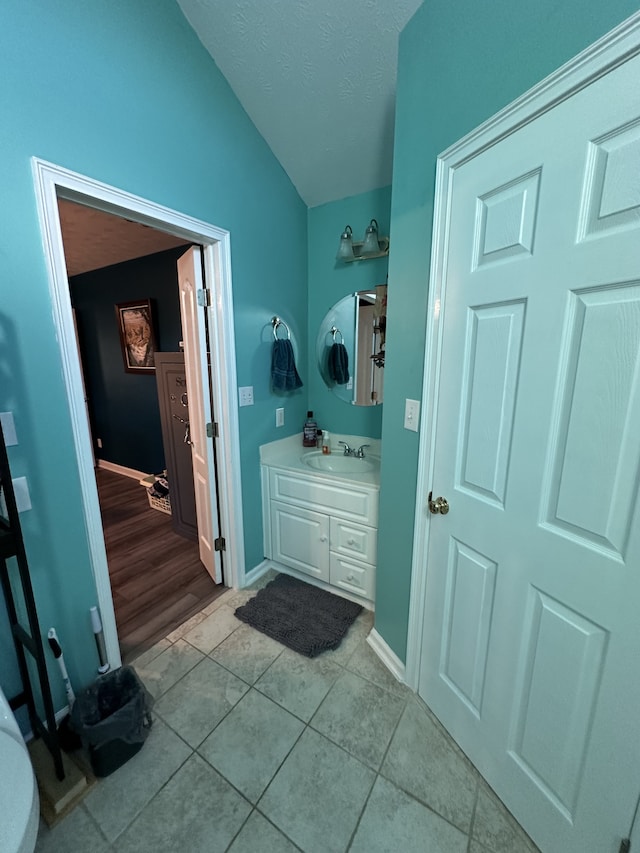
[147,491,171,515]
[139,475,171,515]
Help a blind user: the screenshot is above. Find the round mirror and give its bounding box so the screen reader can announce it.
[316,286,387,406]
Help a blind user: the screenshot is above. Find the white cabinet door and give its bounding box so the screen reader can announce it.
[270,501,330,582]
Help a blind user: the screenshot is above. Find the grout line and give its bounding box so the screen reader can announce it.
[344,767,377,851]
[342,657,411,700]
[258,810,306,852]
[78,801,112,848]
[373,697,477,843]
[222,806,255,852]
[99,738,194,846]
[466,785,480,853]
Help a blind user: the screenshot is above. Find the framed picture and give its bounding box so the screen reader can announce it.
[115,299,157,373]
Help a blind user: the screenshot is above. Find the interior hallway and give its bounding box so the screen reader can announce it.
[34,573,540,853]
[96,467,225,662]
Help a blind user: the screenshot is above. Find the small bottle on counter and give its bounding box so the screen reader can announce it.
[303,411,318,447]
[322,430,331,454]
[316,428,323,449]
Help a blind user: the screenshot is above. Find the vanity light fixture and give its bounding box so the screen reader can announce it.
[336,219,389,263]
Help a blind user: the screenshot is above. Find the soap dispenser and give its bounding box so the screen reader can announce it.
[322,430,331,454]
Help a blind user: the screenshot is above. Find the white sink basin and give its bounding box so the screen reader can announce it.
[301,451,379,474]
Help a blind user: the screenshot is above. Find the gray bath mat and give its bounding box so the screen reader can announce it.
[235,574,363,657]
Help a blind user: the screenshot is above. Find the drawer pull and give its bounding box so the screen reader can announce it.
[347,573,356,582]
[347,538,356,546]
[320,534,328,542]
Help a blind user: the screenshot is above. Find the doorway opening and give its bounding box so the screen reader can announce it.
[60,201,227,660]
[32,158,245,671]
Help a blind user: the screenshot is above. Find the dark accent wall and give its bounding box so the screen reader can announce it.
[70,246,188,474]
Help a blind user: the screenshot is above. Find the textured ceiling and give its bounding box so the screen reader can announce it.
[177,0,423,208]
[58,200,189,277]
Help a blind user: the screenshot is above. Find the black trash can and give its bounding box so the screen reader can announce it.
[70,665,153,777]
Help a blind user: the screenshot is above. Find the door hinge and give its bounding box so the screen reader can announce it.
[206,422,219,438]
[214,537,226,552]
[197,288,211,307]
[619,839,631,853]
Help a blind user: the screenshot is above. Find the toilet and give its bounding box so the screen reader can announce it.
[0,685,39,853]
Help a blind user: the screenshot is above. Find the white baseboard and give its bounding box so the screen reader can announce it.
[97,459,149,481]
[243,559,274,587]
[367,628,407,685]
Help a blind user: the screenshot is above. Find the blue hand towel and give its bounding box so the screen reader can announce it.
[328,342,350,385]
[271,339,303,391]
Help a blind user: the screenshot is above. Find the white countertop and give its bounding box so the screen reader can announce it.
[260,433,381,487]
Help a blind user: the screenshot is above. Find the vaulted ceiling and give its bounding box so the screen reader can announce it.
[177,0,423,207]
[60,2,423,276]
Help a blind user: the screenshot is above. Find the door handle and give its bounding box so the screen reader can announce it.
[428,491,449,515]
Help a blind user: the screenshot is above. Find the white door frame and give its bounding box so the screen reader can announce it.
[32,158,245,670]
[405,11,640,689]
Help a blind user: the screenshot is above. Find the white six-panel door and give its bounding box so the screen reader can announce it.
[417,48,640,853]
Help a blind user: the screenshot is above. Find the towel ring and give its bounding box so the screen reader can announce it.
[329,326,343,344]
[271,316,291,341]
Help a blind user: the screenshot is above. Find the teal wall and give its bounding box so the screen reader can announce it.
[0,0,307,706]
[375,0,640,661]
[307,187,391,437]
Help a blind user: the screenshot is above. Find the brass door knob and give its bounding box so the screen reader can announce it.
[428,491,450,515]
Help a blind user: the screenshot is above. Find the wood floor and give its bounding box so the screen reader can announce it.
[96,467,225,663]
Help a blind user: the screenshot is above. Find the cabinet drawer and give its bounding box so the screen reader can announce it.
[330,518,377,564]
[271,501,330,582]
[330,553,375,601]
[270,469,378,526]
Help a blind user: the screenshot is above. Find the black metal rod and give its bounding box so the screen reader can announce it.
[0,421,65,780]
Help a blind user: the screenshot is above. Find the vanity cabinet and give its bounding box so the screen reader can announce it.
[262,466,378,604]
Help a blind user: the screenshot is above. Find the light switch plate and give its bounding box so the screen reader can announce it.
[404,398,420,432]
[276,407,284,427]
[238,386,254,407]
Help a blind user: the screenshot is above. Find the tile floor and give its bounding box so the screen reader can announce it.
[34,573,540,853]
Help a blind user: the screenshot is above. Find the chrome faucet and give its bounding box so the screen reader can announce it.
[338,441,370,459]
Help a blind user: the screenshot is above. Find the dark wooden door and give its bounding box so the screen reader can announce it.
[154,352,197,542]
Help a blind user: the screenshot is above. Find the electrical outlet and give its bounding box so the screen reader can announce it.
[276,407,284,427]
[96,437,103,449]
[238,386,254,407]
[404,398,420,432]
